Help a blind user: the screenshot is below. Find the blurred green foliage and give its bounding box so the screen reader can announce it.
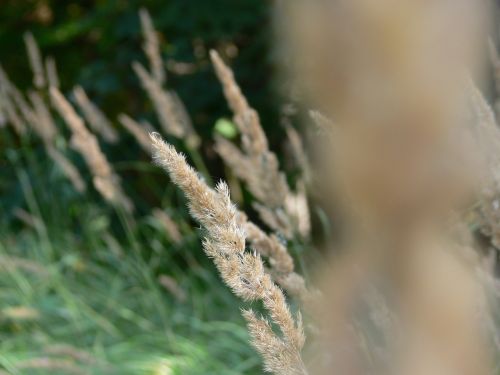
[0,2,284,373]
[0,0,287,231]
[0,0,279,141]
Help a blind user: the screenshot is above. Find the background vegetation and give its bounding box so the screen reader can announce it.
[0,1,290,374]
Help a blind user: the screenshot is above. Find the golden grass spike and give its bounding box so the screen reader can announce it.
[210,50,268,154]
[134,62,200,148]
[0,66,29,135]
[243,219,293,274]
[44,344,96,365]
[237,210,313,304]
[16,357,85,375]
[209,50,250,116]
[28,90,57,144]
[10,85,35,123]
[0,253,48,277]
[50,87,132,212]
[284,184,311,239]
[169,91,200,148]
[243,309,307,375]
[216,134,295,234]
[133,62,185,138]
[73,86,119,143]
[214,135,252,175]
[214,134,289,211]
[3,80,85,194]
[23,32,46,89]
[139,8,166,85]
[118,113,154,154]
[255,203,295,238]
[47,146,87,193]
[210,50,312,238]
[151,132,307,375]
[152,208,182,244]
[0,96,26,136]
[158,274,186,302]
[45,56,60,88]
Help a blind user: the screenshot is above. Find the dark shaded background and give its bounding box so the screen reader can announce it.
[0,0,292,220]
[0,0,279,141]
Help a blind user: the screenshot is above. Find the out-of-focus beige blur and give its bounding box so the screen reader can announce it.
[278,0,494,374]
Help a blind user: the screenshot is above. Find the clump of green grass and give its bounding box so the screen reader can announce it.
[0,179,261,374]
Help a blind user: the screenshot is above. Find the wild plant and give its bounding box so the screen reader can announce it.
[151,133,308,374]
[2,4,500,375]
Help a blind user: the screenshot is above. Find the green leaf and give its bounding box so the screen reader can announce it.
[214,118,238,139]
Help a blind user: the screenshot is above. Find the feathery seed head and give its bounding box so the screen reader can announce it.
[23,32,45,89]
[151,132,307,374]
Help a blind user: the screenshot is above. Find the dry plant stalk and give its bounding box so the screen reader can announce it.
[139,8,165,85]
[158,274,187,302]
[152,208,182,244]
[211,138,310,301]
[0,92,26,136]
[44,344,96,365]
[27,90,57,144]
[210,50,310,239]
[2,306,40,321]
[23,32,46,89]
[45,56,60,88]
[133,63,180,139]
[16,357,85,375]
[50,87,132,212]
[241,214,311,303]
[0,66,27,135]
[28,91,86,193]
[119,113,154,154]
[0,253,48,277]
[73,86,119,144]
[134,9,200,149]
[10,86,36,126]
[46,146,87,193]
[0,63,86,193]
[283,184,310,242]
[133,62,199,148]
[151,132,307,375]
